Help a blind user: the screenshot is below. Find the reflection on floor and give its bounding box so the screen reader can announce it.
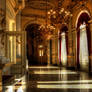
[27,66,92,92]
[3,66,92,92]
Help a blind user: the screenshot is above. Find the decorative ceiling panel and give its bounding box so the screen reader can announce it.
[26,0,54,11]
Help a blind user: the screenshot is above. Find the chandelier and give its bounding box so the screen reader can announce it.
[47,7,73,26]
[39,0,73,40]
[39,23,55,40]
[38,0,56,40]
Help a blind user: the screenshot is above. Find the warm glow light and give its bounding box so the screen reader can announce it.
[48,11,50,15]
[33,70,77,74]
[39,45,43,48]
[5,76,27,92]
[42,50,43,56]
[9,36,13,62]
[39,50,43,56]
[37,84,92,89]
[39,50,42,56]
[7,86,14,92]
[17,87,23,92]
[37,80,92,84]
[28,66,59,69]
[61,32,67,66]
[9,20,16,63]
[9,20,15,31]
[59,8,64,14]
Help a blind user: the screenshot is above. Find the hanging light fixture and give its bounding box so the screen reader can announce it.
[47,0,73,26]
[39,0,56,40]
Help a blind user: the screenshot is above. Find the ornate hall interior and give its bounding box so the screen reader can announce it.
[1,0,92,92]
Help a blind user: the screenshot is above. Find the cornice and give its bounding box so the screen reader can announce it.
[22,14,46,19]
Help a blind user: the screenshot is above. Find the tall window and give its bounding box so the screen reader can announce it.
[79,22,89,69]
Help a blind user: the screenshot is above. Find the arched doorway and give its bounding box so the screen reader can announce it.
[25,24,47,65]
[76,12,91,71]
[58,25,68,66]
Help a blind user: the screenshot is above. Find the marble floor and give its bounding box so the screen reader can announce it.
[3,66,92,92]
[27,66,92,92]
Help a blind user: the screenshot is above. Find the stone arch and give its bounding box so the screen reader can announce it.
[25,23,40,65]
[25,22,47,65]
[23,19,45,32]
[76,10,91,28]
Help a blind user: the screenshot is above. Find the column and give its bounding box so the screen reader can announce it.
[72,29,77,69]
[51,37,56,65]
[88,20,92,72]
[16,11,21,56]
[67,17,74,67]
[55,35,59,65]
[51,30,58,65]
[47,40,51,65]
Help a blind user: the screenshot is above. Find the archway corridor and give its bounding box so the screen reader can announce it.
[25,24,48,66]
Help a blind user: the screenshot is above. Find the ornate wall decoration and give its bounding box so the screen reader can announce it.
[26,0,53,11]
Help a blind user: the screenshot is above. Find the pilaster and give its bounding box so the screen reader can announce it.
[50,30,58,65]
[67,17,74,68]
[47,40,50,65]
[72,29,77,69]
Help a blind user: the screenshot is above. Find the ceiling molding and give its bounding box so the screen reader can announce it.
[22,14,46,19]
[25,0,54,11]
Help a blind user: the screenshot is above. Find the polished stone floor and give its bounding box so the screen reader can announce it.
[27,66,92,92]
[3,66,92,92]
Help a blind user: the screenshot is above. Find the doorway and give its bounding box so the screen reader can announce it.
[25,24,47,65]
